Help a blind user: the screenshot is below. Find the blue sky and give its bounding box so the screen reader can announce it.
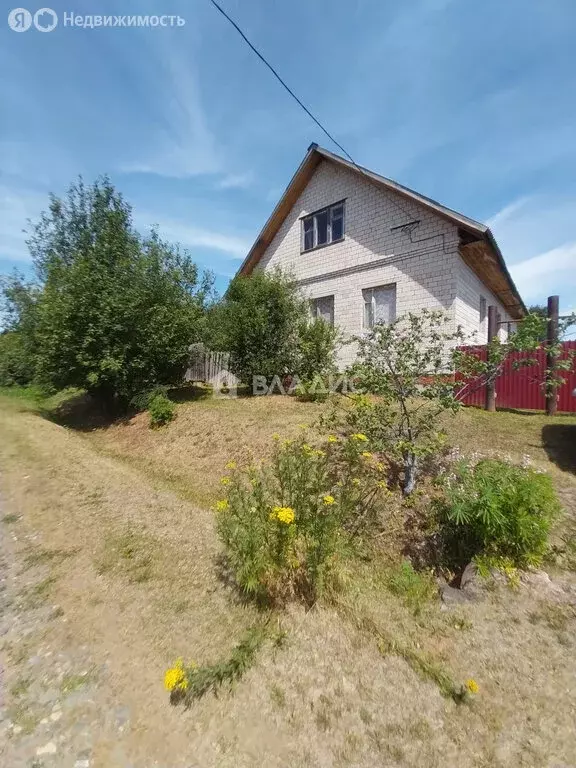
[1,0,575,316]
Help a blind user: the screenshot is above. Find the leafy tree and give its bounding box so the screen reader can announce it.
[339,310,466,495]
[212,269,309,387]
[2,177,212,406]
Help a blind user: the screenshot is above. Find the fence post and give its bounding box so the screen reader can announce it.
[485,305,497,412]
[545,295,559,417]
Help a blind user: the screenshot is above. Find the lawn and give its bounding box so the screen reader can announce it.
[1,387,576,767]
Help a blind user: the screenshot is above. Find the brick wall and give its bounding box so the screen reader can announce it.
[258,160,513,367]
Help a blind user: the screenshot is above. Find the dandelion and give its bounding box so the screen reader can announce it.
[225,461,237,470]
[327,435,338,443]
[361,451,372,459]
[352,433,368,442]
[164,659,188,692]
[323,495,336,506]
[220,477,231,486]
[215,499,229,512]
[270,506,295,525]
[465,679,479,695]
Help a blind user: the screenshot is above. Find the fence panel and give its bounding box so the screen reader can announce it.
[456,341,576,413]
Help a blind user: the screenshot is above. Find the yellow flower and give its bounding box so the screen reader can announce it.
[313,449,326,457]
[272,433,280,440]
[361,451,372,459]
[323,495,336,506]
[282,439,293,448]
[377,481,388,490]
[352,478,361,486]
[215,499,229,512]
[465,679,479,695]
[271,506,295,525]
[327,435,338,443]
[225,461,237,470]
[376,462,385,472]
[352,433,368,442]
[220,477,231,485]
[164,659,188,692]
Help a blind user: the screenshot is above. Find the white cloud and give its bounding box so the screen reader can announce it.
[509,242,576,303]
[486,196,532,230]
[135,214,250,258]
[216,172,255,190]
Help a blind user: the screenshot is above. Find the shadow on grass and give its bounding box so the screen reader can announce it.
[542,424,576,474]
[43,392,133,431]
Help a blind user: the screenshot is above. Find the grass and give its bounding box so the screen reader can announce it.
[1,388,576,766]
[20,576,58,609]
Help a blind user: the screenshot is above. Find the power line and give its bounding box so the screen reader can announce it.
[208,0,415,222]
[208,0,355,162]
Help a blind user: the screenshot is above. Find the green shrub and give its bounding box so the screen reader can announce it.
[216,432,390,604]
[438,458,561,568]
[0,331,35,386]
[296,317,339,382]
[148,393,175,428]
[387,560,436,615]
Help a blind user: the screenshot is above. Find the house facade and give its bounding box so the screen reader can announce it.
[238,144,525,368]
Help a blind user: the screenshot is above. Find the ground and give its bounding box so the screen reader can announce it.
[1,389,576,767]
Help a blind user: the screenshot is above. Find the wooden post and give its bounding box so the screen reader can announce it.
[546,295,559,416]
[485,305,497,412]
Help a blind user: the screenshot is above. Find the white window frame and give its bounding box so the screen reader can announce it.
[310,295,335,326]
[301,201,345,253]
[362,284,396,330]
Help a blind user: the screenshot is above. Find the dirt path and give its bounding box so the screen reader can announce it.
[1,403,576,767]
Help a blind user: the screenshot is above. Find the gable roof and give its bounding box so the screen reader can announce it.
[238,143,526,319]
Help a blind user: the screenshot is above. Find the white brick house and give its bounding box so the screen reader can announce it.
[237,144,525,368]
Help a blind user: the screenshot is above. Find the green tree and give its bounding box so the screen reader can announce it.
[2,177,212,406]
[212,269,309,387]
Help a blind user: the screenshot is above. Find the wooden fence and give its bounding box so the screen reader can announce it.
[185,343,239,390]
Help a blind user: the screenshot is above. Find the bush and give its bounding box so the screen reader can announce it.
[215,432,390,604]
[296,317,339,382]
[0,330,35,386]
[387,560,436,615]
[438,458,561,568]
[148,393,175,427]
[211,269,308,387]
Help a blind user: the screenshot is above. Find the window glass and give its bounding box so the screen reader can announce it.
[331,206,343,240]
[316,210,328,246]
[303,218,314,251]
[363,284,396,329]
[311,295,334,326]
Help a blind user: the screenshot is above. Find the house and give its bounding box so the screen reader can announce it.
[237,143,525,368]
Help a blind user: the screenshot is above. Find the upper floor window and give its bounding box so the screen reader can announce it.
[301,201,345,252]
[362,284,396,329]
[310,295,334,326]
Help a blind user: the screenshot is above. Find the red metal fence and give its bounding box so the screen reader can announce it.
[456,341,576,413]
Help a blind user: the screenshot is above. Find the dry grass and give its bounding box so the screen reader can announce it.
[1,391,576,766]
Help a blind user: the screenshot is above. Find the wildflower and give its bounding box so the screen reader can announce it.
[377,481,388,490]
[327,435,338,443]
[270,506,295,525]
[225,461,237,470]
[215,499,229,512]
[313,449,326,457]
[282,439,293,448]
[323,495,336,506]
[164,659,188,692]
[272,433,280,440]
[465,679,479,695]
[376,462,385,472]
[361,451,372,459]
[220,477,231,485]
[352,478,361,486]
[352,433,368,442]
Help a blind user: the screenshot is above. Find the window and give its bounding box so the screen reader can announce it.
[310,295,334,326]
[362,284,396,329]
[302,201,345,252]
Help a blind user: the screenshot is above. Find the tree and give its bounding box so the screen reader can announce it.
[340,310,466,495]
[211,269,309,387]
[2,177,212,406]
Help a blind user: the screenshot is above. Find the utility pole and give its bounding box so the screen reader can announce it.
[545,295,559,416]
[485,305,497,412]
